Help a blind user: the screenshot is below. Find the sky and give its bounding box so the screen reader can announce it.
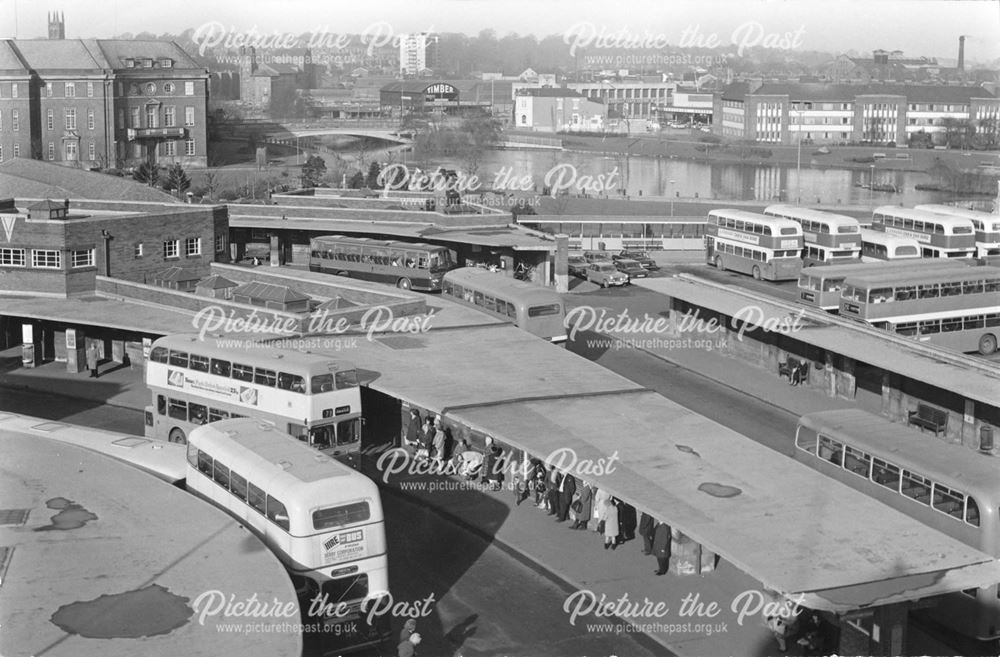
[3,0,1000,62]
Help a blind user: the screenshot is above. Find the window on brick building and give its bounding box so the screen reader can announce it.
[163,240,180,258]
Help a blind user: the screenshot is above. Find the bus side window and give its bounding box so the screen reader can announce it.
[189,403,207,424]
[232,363,254,382]
[311,374,334,393]
[794,426,818,453]
[197,449,212,475]
[208,408,229,422]
[189,354,210,373]
[965,498,980,527]
[168,398,187,420]
[230,471,248,502]
[266,495,290,530]
[186,442,198,468]
[213,460,230,490]
[278,373,305,393]
[247,482,266,515]
[817,435,842,465]
[150,346,169,363]
[157,394,166,415]
[210,359,231,377]
[254,368,277,387]
[168,350,189,367]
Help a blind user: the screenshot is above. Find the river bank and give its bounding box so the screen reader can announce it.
[508,129,1000,175]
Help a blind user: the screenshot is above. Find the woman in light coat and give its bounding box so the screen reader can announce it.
[603,497,620,550]
[593,487,609,531]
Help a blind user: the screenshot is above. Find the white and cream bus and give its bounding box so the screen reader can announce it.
[763,205,862,266]
[915,204,1000,258]
[146,334,362,464]
[186,419,390,652]
[705,209,804,281]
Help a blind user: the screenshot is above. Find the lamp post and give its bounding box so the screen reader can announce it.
[869,164,875,208]
[669,179,676,216]
[794,109,803,204]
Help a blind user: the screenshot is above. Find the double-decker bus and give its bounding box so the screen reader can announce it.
[309,235,457,292]
[146,334,363,461]
[705,209,803,281]
[186,419,390,653]
[794,409,1000,641]
[762,205,862,266]
[796,259,972,311]
[859,229,921,262]
[915,204,1000,258]
[839,266,1000,354]
[871,206,976,258]
[441,268,567,343]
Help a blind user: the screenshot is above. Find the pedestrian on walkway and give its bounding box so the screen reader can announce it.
[593,486,609,532]
[432,416,447,465]
[397,631,421,657]
[86,342,100,378]
[602,497,620,550]
[482,437,502,490]
[639,512,656,555]
[653,521,671,575]
[532,465,548,509]
[571,480,593,530]
[617,499,636,543]
[402,409,422,450]
[547,469,561,516]
[557,473,576,522]
[417,416,434,461]
[399,619,417,643]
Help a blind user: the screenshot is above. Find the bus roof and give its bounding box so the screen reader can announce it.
[873,206,977,229]
[764,205,861,228]
[799,259,971,280]
[442,267,564,305]
[311,234,444,251]
[153,334,356,373]
[708,208,802,234]
[860,228,920,247]
[842,265,1000,288]
[800,409,1000,498]
[190,419,376,489]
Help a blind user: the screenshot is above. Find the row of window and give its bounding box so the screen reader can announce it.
[890,313,1000,336]
[122,105,196,129]
[189,444,291,530]
[41,108,92,131]
[800,432,981,527]
[161,238,202,259]
[119,80,194,95]
[874,215,974,235]
[843,276,1000,303]
[158,394,246,425]
[709,214,800,236]
[861,243,918,259]
[0,248,93,269]
[442,282,518,318]
[1,80,194,98]
[530,222,706,239]
[803,245,858,262]
[770,216,860,236]
[311,248,430,269]
[150,346,357,393]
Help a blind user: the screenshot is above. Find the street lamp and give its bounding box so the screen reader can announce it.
[869,164,875,208]
[669,179,676,216]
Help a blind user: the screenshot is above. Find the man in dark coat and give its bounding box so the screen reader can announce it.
[557,473,576,522]
[638,512,656,555]
[402,409,421,450]
[547,470,561,516]
[653,522,671,575]
[571,482,593,529]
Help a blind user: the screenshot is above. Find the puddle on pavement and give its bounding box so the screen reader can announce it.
[34,497,97,531]
[51,584,192,638]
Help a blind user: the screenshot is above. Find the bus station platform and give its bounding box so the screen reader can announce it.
[0,416,299,657]
[633,275,1000,448]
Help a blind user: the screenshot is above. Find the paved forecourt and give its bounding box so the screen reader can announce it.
[0,413,300,657]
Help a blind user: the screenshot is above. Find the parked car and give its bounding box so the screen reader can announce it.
[586,262,628,288]
[583,250,613,264]
[613,250,660,271]
[614,259,647,281]
[567,253,589,278]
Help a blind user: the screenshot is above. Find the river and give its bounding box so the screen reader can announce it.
[320,137,991,208]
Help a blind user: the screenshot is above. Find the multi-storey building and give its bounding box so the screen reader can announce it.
[513,88,607,132]
[0,34,208,169]
[398,33,439,77]
[568,80,676,120]
[714,82,1000,146]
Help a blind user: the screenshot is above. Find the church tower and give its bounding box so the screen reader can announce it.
[48,11,65,39]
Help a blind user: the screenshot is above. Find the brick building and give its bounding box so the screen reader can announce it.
[0,33,209,169]
[0,197,229,297]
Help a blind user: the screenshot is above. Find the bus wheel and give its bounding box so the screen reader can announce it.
[169,428,187,445]
[397,277,412,290]
[979,333,998,356]
[751,265,762,280]
[714,256,723,270]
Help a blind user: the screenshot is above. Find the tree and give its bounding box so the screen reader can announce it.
[365,162,382,189]
[133,161,159,187]
[301,155,327,188]
[347,171,365,189]
[203,171,220,200]
[163,163,191,197]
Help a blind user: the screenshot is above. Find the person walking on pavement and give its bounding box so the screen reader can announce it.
[402,409,421,451]
[571,480,593,530]
[547,469,561,516]
[397,631,421,657]
[86,342,100,378]
[557,472,576,522]
[432,416,447,465]
[593,486,609,532]
[602,497,620,550]
[639,512,656,555]
[653,521,671,575]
